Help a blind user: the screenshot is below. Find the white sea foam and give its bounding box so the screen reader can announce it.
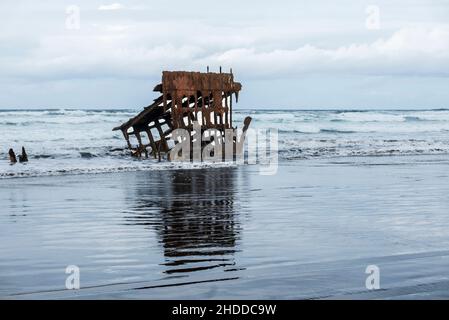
[0,157,238,179]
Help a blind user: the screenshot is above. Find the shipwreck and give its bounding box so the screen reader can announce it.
[113,70,252,161]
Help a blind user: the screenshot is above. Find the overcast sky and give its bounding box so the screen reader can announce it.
[1,0,448,109]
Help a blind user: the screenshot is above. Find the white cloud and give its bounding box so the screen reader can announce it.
[98,3,124,11]
[99,24,131,32]
[1,0,449,108]
[199,27,449,78]
[3,26,447,81]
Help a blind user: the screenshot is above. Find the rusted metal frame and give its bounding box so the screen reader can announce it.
[230,92,233,128]
[183,95,192,128]
[197,92,228,128]
[133,127,148,158]
[223,92,228,128]
[173,90,201,156]
[120,97,163,131]
[208,92,230,129]
[194,91,199,124]
[184,93,198,127]
[200,92,206,127]
[219,91,225,127]
[203,92,212,128]
[177,95,185,128]
[115,71,245,160]
[209,94,216,128]
[170,90,230,131]
[215,90,225,127]
[121,129,133,150]
[171,91,178,129]
[212,90,218,126]
[146,114,170,131]
[194,93,206,125]
[157,143,161,162]
[145,128,158,159]
[176,93,184,129]
[155,122,169,152]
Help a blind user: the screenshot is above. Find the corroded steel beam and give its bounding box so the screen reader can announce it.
[113,70,249,161]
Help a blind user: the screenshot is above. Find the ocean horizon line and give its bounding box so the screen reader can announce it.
[1,107,449,112]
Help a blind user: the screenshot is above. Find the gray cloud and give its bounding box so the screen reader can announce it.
[0,0,448,108]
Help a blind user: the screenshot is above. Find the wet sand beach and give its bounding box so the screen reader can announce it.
[2,155,449,299]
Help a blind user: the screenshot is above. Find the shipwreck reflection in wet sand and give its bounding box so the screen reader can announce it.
[124,167,246,278]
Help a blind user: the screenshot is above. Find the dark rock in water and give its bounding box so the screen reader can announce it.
[80,152,96,158]
[18,146,28,163]
[33,154,52,159]
[9,149,17,163]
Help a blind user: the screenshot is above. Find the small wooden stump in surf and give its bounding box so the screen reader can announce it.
[9,149,17,164]
[19,147,28,163]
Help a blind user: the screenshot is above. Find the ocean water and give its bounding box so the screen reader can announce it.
[2,109,449,299]
[1,109,449,178]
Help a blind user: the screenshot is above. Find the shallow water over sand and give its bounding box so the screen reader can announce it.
[2,155,449,299]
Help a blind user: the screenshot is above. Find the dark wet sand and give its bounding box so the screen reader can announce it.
[2,155,449,299]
